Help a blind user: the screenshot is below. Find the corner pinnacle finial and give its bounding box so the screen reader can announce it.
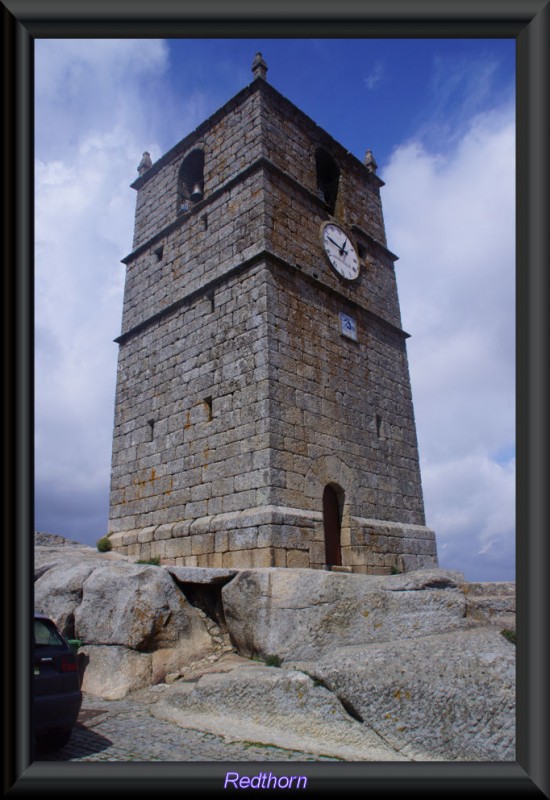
[364,149,378,174]
[252,52,268,80]
[137,151,152,176]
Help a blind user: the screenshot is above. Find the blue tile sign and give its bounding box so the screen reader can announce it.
[339,312,357,341]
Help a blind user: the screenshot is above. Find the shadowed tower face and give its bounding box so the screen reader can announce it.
[107,54,438,574]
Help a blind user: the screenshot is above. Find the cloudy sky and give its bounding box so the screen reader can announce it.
[34,38,515,582]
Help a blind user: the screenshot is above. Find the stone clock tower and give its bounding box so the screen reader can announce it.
[107,54,438,574]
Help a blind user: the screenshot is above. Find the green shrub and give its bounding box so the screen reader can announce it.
[136,556,161,566]
[263,654,282,668]
[501,628,516,645]
[96,536,112,552]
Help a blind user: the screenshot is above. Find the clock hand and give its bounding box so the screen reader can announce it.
[327,235,348,257]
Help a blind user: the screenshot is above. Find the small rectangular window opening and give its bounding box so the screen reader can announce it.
[201,213,208,231]
[203,396,213,421]
[154,246,164,262]
[207,290,215,312]
[376,414,383,439]
[147,419,155,441]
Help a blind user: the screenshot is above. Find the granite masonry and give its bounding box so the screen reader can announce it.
[107,55,438,573]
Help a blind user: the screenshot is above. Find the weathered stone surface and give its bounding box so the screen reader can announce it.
[462,582,516,630]
[34,537,515,760]
[152,664,406,761]
[74,562,208,652]
[35,559,100,636]
[166,566,237,585]
[288,627,516,762]
[222,567,472,660]
[380,568,466,592]
[35,532,84,548]
[34,541,220,697]
[79,645,152,701]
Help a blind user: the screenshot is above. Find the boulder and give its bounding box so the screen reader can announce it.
[34,542,220,697]
[221,567,472,661]
[74,561,207,651]
[78,645,152,700]
[288,627,515,761]
[152,664,407,761]
[34,536,516,759]
[35,559,98,637]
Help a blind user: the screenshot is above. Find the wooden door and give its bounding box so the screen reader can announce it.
[323,485,342,568]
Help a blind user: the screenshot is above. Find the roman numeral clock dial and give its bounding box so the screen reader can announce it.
[320,222,360,282]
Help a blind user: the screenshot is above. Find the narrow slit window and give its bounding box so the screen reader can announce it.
[376,414,383,439]
[154,245,164,262]
[203,396,213,421]
[147,419,155,441]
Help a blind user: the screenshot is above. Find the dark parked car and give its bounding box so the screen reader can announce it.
[33,613,82,751]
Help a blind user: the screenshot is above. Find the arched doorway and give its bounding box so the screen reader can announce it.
[323,484,343,569]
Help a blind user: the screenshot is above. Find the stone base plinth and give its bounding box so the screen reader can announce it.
[108,507,437,574]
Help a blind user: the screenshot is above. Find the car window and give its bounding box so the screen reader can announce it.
[34,618,65,647]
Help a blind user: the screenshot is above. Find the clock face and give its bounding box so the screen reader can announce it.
[321,222,360,281]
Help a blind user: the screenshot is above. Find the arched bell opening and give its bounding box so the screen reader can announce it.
[315,147,340,215]
[177,148,205,213]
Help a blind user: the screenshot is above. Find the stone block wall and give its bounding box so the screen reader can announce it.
[263,162,403,333]
[263,262,426,525]
[259,82,387,246]
[121,168,266,336]
[131,87,263,251]
[109,263,273,534]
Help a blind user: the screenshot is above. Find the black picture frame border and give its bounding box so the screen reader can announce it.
[2,0,548,796]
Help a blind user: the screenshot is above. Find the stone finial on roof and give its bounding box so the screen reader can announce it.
[252,52,268,80]
[364,149,378,174]
[137,151,153,176]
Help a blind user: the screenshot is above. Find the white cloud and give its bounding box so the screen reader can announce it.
[34,40,173,540]
[381,100,515,581]
[34,136,132,494]
[34,39,218,543]
[364,61,384,91]
[35,39,169,156]
[424,454,515,581]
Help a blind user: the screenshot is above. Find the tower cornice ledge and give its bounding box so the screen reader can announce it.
[114,248,410,346]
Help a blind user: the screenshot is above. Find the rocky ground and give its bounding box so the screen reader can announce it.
[37,670,342,763]
[34,533,516,762]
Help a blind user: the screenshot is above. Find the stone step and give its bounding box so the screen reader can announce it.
[463,582,515,598]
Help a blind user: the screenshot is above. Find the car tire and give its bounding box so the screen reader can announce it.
[37,727,73,751]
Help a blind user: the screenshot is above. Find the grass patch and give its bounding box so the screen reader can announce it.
[251,653,282,667]
[263,654,282,668]
[136,556,161,566]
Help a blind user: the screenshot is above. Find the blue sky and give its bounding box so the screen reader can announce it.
[34,38,515,581]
